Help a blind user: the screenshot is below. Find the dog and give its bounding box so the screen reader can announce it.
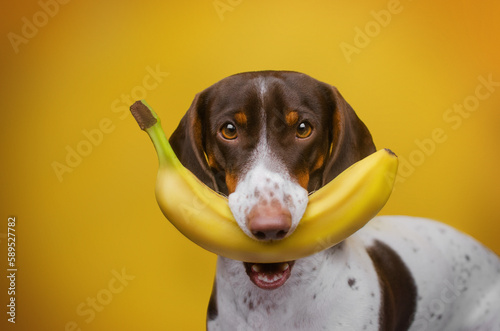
[169,71,500,330]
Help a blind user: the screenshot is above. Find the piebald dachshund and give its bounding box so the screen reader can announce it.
[169,71,500,331]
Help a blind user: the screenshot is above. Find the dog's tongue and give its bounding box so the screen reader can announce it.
[244,261,295,290]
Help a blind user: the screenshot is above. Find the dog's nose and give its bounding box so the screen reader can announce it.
[247,201,292,241]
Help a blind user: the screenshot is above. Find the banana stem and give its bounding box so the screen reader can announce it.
[130,100,172,169]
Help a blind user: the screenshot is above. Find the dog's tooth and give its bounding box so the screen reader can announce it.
[252,264,262,273]
[256,273,284,283]
[279,263,289,271]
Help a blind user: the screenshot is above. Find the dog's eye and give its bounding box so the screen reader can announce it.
[220,122,238,140]
[296,121,312,138]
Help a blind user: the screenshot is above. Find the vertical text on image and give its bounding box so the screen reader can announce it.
[6,217,17,324]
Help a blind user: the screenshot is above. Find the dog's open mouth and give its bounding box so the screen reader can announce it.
[243,261,295,290]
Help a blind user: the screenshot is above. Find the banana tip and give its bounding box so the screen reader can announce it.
[130,100,157,130]
[383,148,397,157]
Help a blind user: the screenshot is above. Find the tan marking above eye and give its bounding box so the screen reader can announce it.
[234,112,247,126]
[285,111,299,126]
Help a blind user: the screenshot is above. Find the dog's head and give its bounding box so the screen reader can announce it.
[170,71,375,289]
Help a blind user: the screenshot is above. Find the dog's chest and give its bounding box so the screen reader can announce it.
[209,239,383,331]
[208,216,500,331]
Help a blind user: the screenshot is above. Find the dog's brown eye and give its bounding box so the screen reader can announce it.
[221,122,238,140]
[296,121,312,138]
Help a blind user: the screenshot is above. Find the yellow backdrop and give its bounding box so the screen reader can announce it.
[1,0,499,330]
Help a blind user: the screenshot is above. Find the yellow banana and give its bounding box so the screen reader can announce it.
[130,100,398,263]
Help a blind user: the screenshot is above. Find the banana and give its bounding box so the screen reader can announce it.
[130,100,398,263]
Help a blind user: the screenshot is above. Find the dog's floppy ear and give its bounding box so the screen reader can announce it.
[169,92,218,190]
[322,86,376,185]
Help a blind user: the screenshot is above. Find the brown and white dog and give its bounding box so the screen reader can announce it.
[169,71,500,331]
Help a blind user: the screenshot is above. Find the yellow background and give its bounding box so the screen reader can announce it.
[1,0,499,330]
